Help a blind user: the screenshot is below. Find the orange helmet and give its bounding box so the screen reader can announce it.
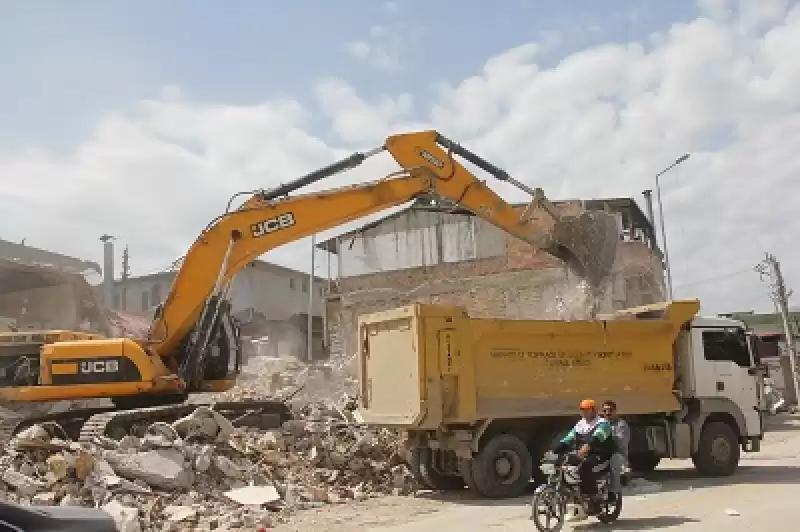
[579,399,596,410]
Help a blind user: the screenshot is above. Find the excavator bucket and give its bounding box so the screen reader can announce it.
[519,192,620,288]
[548,209,620,288]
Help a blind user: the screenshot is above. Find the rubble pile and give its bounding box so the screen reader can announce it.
[106,309,151,338]
[0,405,414,531]
[198,353,360,411]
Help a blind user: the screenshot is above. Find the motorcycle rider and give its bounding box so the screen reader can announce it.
[551,399,615,513]
[602,399,630,496]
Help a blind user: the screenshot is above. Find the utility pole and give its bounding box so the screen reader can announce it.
[307,235,316,363]
[121,246,130,311]
[755,252,800,404]
[99,234,115,308]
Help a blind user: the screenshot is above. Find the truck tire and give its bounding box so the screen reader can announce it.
[691,421,740,477]
[408,448,431,489]
[470,434,533,499]
[628,452,661,474]
[459,458,487,496]
[410,448,464,491]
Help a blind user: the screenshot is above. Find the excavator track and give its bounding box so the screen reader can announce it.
[78,400,293,443]
[0,405,118,447]
[1,400,293,447]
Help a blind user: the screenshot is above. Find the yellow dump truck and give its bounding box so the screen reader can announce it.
[356,299,768,498]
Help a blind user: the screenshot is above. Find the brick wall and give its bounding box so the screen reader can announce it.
[326,234,665,357]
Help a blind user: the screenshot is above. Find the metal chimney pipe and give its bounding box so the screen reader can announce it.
[642,189,655,226]
[100,235,115,307]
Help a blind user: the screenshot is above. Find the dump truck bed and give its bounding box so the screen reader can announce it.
[357,300,701,428]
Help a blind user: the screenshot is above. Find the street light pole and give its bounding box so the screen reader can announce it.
[654,153,690,300]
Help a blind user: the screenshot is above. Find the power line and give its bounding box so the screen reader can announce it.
[672,267,755,289]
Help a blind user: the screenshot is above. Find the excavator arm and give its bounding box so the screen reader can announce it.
[149,130,619,388]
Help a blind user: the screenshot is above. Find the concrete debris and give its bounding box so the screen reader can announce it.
[0,402,414,531]
[224,484,281,506]
[103,499,142,532]
[106,309,151,338]
[103,448,195,490]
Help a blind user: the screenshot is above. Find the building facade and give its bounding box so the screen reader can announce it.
[111,260,327,359]
[318,195,666,358]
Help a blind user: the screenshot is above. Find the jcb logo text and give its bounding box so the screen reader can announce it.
[251,213,296,238]
[80,360,120,373]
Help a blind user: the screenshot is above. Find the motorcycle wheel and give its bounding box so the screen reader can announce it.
[596,492,623,524]
[530,486,566,532]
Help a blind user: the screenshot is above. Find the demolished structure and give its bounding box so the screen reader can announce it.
[319,196,666,358]
[0,238,150,337]
[0,238,109,334]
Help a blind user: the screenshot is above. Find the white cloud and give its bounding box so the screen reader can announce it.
[315,78,416,145]
[344,20,423,74]
[383,1,400,16]
[3,1,800,316]
[344,42,403,74]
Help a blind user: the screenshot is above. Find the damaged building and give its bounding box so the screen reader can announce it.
[0,238,111,334]
[110,260,327,360]
[317,195,666,358]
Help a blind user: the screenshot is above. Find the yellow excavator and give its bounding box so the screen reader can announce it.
[0,130,619,442]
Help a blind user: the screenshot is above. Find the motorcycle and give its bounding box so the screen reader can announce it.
[530,451,623,532]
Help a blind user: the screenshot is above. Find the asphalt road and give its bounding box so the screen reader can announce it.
[372,414,800,531]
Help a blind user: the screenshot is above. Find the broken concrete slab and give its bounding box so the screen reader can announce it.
[103,448,193,490]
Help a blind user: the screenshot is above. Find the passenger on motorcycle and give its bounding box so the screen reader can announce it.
[551,399,615,510]
[602,399,630,494]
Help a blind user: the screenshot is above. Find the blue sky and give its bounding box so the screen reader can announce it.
[1,0,697,152]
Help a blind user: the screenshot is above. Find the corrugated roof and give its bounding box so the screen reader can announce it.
[315,195,654,254]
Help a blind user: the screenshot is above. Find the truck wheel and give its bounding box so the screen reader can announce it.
[470,434,533,499]
[409,448,432,489]
[692,421,740,477]
[410,448,464,490]
[459,458,485,496]
[628,452,661,474]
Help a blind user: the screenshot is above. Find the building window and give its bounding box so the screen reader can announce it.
[289,278,296,290]
[302,279,308,292]
[151,283,161,306]
[141,291,150,312]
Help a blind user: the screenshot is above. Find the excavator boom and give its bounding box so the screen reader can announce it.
[150,130,619,378]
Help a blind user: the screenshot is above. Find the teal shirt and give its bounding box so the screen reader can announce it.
[560,417,613,450]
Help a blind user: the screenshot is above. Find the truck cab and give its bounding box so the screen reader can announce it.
[628,315,768,476]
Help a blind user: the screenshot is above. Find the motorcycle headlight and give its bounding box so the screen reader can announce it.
[540,463,556,475]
